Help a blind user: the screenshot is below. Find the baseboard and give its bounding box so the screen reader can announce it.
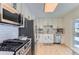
[70,47,79,54]
[64,44,79,55]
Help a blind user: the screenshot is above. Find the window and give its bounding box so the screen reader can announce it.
[13,3,17,9]
[74,20,79,48]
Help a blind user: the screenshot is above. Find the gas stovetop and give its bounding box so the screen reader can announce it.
[0,39,30,52]
[0,45,19,51]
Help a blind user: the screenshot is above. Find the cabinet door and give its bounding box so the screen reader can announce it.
[49,34,54,43]
[44,34,53,43]
[37,34,54,43]
[37,34,44,43]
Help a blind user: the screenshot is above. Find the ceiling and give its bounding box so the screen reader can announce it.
[25,3,79,18]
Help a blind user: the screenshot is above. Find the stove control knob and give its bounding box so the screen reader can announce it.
[19,50,24,55]
[18,52,21,55]
[18,50,23,55]
[21,51,24,54]
[24,46,27,49]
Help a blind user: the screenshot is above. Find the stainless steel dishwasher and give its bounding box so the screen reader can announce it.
[54,32,62,44]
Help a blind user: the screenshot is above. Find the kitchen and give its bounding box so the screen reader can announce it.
[0,3,79,55]
[0,3,35,55]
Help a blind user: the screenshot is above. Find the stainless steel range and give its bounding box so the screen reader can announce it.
[0,38,31,55]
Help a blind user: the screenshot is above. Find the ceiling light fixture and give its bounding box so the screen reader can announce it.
[44,3,58,13]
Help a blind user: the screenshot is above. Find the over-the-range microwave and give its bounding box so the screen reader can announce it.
[0,3,22,25]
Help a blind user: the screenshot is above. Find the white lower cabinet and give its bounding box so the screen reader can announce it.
[37,34,54,43]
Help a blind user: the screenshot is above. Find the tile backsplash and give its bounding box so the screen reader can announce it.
[0,23,18,43]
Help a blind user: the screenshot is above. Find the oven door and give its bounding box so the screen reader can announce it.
[16,41,31,55]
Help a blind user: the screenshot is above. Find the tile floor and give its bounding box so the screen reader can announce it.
[35,43,73,55]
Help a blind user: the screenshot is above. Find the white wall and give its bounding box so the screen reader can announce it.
[0,24,18,43]
[17,3,35,20]
[34,17,63,29]
[62,6,79,53]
